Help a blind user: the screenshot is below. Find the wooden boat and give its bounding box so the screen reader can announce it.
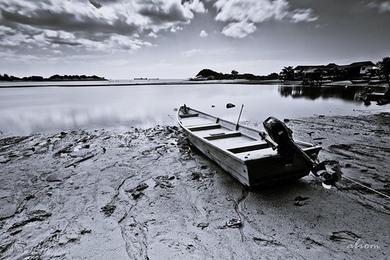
[366,92,388,101]
[362,88,390,105]
[351,79,369,84]
[177,105,322,188]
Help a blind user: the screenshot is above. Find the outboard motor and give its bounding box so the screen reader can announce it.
[262,117,294,156]
[263,117,339,188]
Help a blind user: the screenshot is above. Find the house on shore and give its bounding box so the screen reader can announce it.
[293,64,338,81]
[339,61,376,78]
[292,61,377,81]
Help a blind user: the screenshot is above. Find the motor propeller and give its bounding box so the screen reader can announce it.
[263,116,340,188]
[311,161,340,189]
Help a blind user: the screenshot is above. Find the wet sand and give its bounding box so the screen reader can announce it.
[0,113,389,259]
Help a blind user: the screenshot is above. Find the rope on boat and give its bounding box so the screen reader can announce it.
[342,175,390,200]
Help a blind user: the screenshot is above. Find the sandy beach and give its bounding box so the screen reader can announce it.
[0,112,389,259]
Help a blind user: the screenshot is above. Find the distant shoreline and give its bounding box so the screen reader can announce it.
[0,74,106,82]
[0,79,283,89]
[0,79,387,89]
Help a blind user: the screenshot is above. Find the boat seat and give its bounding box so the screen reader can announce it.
[180,113,199,118]
[188,123,221,132]
[205,131,241,140]
[228,143,269,154]
[180,117,213,127]
[234,147,277,160]
[196,128,234,137]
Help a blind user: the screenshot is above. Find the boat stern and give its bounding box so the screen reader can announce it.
[246,145,321,188]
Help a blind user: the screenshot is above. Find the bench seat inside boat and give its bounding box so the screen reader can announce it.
[209,135,275,160]
[195,128,234,138]
[233,147,277,160]
[180,113,278,160]
[180,116,213,127]
[209,136,264,150]
[204,131,241,140]
[190,126,273,158]
[188,123,221,131]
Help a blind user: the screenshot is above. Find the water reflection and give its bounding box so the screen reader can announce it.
[278,85,363,102]
[0,83,384,135]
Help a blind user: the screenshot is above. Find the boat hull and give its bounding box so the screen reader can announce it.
[187,133,249,186]
[245,148,320,187]
[186,127,321,188]
[178,106,322,188]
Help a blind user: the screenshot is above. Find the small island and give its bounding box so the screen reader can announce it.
[192,69,279,81]
[0,74,106,82]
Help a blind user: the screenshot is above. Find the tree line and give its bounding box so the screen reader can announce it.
[0,74,106,81]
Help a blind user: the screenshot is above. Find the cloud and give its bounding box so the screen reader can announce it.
[185,0,207,13]
[0,25,16,37]
[214,0,318,38]
[290,9,318,23]
[148,31,158,38]
[89,0,102,9]
[221,21,256,38]
[200,30,208,37]
[0,0,207,56]
[182,48,202,57]
[137,0,194,23]
[215,0,289,23]
[380,1,390,11]
[368,1,390,12]
[0,25,151,52]
[170,25,183,32]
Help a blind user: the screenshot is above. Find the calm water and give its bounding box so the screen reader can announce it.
[0,82,386,135]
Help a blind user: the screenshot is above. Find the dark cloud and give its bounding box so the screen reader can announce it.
[0,8,139,36]
[0,0,207,55]
[89,0,102,9]
[49,39,82,46]
[367,1,390,12]
[138,1,192,23]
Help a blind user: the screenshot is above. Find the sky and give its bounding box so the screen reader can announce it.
[0,0,389,79]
